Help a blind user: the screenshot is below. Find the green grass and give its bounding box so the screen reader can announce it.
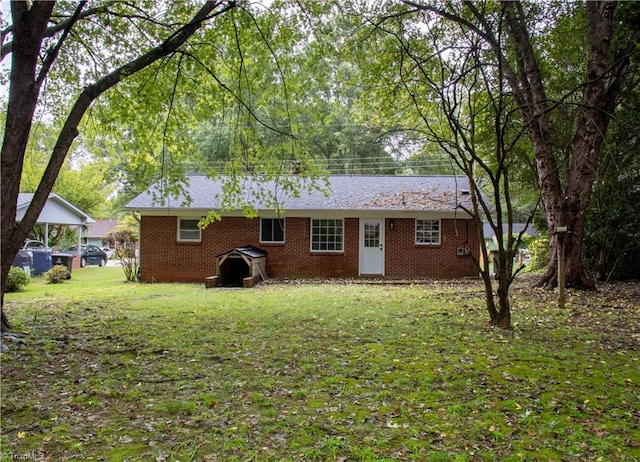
[1,267,639,461]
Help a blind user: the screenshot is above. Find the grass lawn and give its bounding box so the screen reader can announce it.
[1,267,639,461]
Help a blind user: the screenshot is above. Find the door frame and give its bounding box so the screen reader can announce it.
[359,218,385,276]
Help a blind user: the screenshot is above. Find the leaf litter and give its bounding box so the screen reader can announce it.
[1,276,639,461]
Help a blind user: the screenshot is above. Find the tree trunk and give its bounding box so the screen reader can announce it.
[502,1,626,292]
[1,2,55,333]
[1,293,10,332]
[482,277,512,328]
[480,244,513,329]
[536,231,595,290]
[494,279,512,328]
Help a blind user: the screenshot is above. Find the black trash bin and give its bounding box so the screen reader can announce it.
[51,252,75,279]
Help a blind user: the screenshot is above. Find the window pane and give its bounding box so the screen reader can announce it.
[273,219,285,241]
[416,219,440,245]
[181,219,199,229]
[364,222,380,248]
[179,219,201,241]
[181,230,200,240]
[260,218,285,242]
[311,219,343,251]
[261,219,273,241]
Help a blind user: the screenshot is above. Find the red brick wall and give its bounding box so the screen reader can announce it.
[139,215,478,282]
[384,218,478,278]
[140,216,256,283]
[262,217,360,278]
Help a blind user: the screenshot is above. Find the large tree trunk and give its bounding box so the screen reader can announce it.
[533,1,628,290]
[0,2,55,332]
[501,1,626,291]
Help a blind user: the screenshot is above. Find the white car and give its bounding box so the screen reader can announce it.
[23,240,47,249]
[101,247,115,259]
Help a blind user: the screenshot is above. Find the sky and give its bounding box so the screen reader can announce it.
[0,2,9,102]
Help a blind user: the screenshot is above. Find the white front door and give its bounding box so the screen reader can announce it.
[359,219,384,275]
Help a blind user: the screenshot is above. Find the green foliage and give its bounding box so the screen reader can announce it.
[43,265,70,284]
[5,267,31,293]
[583,74,640,281]
[19,121,115,219]
[529,238,550,271]
[106,226,139,282]
[517,233,538,252]
[83,0,411,215]
[585,169,640,280]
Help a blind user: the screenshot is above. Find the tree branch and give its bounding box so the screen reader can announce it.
[1,2,117,61]
[35,1,87,88]
[18,1,237,239]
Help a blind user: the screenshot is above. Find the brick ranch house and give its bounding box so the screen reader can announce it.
[125,174,481,283]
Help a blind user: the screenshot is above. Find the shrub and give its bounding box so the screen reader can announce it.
[43,265,70,284]
[518,233,537,248]
[106,227,139,282]
[6,266,31,292]
[529,238,549,271]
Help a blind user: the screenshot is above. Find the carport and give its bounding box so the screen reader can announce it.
[16,193,95,269]
[206,245,267,288]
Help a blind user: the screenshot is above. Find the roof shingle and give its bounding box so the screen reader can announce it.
[126,174,474,213]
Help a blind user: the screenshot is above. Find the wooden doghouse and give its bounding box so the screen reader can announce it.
[206,245,267,288]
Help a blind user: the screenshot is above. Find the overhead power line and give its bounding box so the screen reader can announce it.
[181,156,459,174]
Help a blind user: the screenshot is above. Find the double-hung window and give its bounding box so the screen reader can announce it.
[311,218,343,252]
[261,218,285,243]
[178,218,201,242]
[415,219,440,245]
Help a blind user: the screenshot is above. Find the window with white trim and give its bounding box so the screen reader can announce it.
[261,218,285,243]
[415,219,440,245]
[178,219,201,242]
[311,218,343,252]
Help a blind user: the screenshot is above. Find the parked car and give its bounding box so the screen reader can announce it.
[101,247,114,259]
[63,244,108,267]
[23,240,47,249]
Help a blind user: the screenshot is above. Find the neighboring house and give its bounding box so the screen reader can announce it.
[17,193,95,240]
[15,193,95,270]
[482,223,540,274]
[482,223,539,250]
[125,174,481,283]
[85,220,119,247]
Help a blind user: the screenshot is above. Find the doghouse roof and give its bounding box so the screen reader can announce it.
[127,174,475,214]
[216,245,267,259]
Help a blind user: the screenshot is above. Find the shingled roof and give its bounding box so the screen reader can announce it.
[17,193,95,225]
[126,174,474,213]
